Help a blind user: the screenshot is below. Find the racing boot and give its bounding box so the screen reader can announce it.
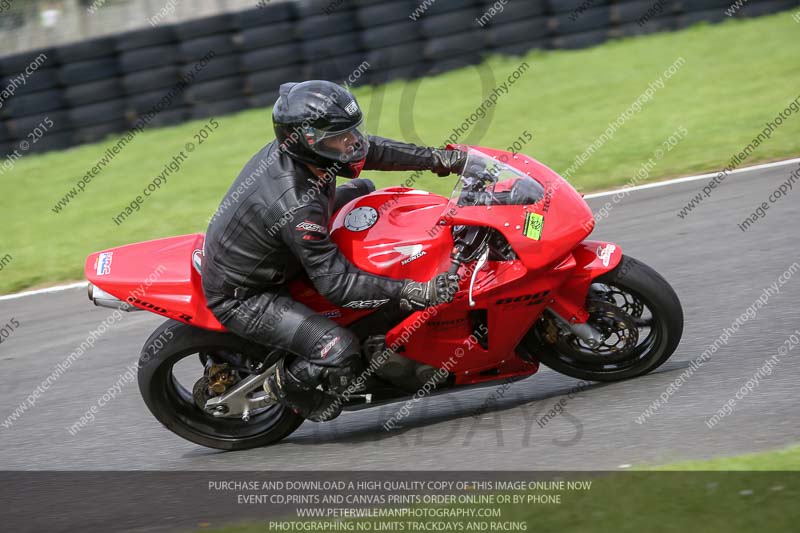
[263,356,344,422]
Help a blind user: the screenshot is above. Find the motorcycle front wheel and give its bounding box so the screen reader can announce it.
[522,255,684,382]
[137,320,304,450]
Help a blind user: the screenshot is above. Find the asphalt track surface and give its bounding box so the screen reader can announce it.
[1,160,799,472]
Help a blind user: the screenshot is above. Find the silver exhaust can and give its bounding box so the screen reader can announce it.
[87,284,142,311]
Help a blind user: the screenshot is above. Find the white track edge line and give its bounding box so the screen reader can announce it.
[0,282,87,302]
[2,157,799,301]
[583,157,800,199]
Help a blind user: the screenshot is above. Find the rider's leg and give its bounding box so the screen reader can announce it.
[205,287,362,422]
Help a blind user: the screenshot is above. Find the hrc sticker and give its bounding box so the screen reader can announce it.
[96,252,113,276]
[523,213,544,240]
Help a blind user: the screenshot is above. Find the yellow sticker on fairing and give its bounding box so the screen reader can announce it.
[523,212,544,240]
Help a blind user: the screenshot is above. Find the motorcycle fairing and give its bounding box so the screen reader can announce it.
[85,233,226,331]
[84,145,622,387]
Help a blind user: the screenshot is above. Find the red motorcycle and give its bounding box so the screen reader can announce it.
[85,146,683,450]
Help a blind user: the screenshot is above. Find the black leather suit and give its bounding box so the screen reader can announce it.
[202,135,449,397]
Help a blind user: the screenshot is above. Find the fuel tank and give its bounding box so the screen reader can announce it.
[330,187,455,282]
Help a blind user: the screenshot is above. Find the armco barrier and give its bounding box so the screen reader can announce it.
[0,0,797,159]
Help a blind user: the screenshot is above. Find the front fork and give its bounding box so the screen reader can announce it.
[545,240,624,348]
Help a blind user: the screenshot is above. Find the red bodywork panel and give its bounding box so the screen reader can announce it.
[85,234,224,330]
[85,145,622,386]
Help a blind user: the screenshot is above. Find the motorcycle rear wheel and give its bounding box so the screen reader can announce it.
[522,255,684,382]
[137,319,304,450]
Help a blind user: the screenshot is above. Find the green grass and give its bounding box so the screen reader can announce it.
[651,443,800,471]
[1,12,799,294]
[205,446,800,533]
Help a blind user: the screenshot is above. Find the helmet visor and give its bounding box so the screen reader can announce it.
[305,121,370,164]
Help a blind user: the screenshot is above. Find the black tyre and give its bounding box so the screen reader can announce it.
[365,42,425,70]
[297,12,358,39]
[64,78,123,106]
[24,130,75,154]
[184,77,243,104]
[362,21,419,49]
[611,17,675,38]
[425,0,477,16]
[490,39,548,56]
[370,63,429,84]
[522,255,684,382]
[550,28,609,49]
[545,0,609,14]
[0,141,13,158]
[424,30,486,60]
[190,96,249,119]
[138,320,303,450]
[296,0,356,17]
[245,64,304,94]
[302,33,362,61]
[737,0,797,17]
[675,0,731,11]
[248,90,280,109]
[68,99,127,127]
[134,107,188,128]
[356,1,413,26]
[306,53,370,84]
[0,48,52,76]
[181,54,241,84]
[236,22,296,50]
[490,0,547,25]
[2,89,64,118]
[613,0,672,23]
[55,37,115,62]
[178,34,237,62]
[1,68,60,95]
[551,6,611,35]
[675,9,726,28]
[59,58,119,85]
[232,3,294,29]
[119,46,180,73]
[6,111,72,137]
[121,66,181,93]
[174,14,233,40]
[241,44,302,71]
[128,88,184,114]
[420,8,479,37]
[73,119,129,144]
[115,26,176,51]
[486,17,549,46]
[426,54,481,76]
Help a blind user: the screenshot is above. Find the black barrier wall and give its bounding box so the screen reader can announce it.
[0,0,797,158]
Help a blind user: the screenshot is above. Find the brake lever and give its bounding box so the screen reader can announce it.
[468,247,490,307]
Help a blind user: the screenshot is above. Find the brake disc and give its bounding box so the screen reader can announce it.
[553,299,639,364]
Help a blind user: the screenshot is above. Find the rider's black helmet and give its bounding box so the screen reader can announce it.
[273,80,370,178]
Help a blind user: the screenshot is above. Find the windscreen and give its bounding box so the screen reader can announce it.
[449,149,545,208]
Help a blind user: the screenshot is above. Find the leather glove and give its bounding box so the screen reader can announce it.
[399,273,460,311]
[431,149,468,177]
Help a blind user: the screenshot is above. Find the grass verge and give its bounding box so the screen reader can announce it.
[1,12,799,293]
[208,446,800,533]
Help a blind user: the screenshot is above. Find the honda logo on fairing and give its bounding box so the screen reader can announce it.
[395,244,427,265]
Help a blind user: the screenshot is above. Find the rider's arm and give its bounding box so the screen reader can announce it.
[363,136,466,176]
[277,188,405,307]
